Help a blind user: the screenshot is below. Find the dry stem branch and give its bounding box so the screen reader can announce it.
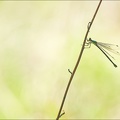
[56,0,103,120]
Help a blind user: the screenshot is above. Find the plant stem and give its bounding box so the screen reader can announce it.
[56,0,102,119]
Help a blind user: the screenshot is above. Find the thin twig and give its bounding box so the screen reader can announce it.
[56,0,103,120]
[68,69,72,74]
[59,110,65,118]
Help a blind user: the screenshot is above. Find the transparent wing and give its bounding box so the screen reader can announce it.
[97,42,119,49]
[97,42,120,55]
[97,45,115,60]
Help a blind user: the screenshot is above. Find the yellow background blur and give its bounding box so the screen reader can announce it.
[0,1,120,119]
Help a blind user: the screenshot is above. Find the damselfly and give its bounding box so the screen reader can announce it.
[86,38,120,67]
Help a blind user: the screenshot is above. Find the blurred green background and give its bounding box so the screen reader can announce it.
[0,1,120,119]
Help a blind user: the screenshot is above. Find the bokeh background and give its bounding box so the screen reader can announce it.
[0,1,120,119]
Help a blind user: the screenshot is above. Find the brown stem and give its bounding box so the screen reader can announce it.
[56,0,103,120]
